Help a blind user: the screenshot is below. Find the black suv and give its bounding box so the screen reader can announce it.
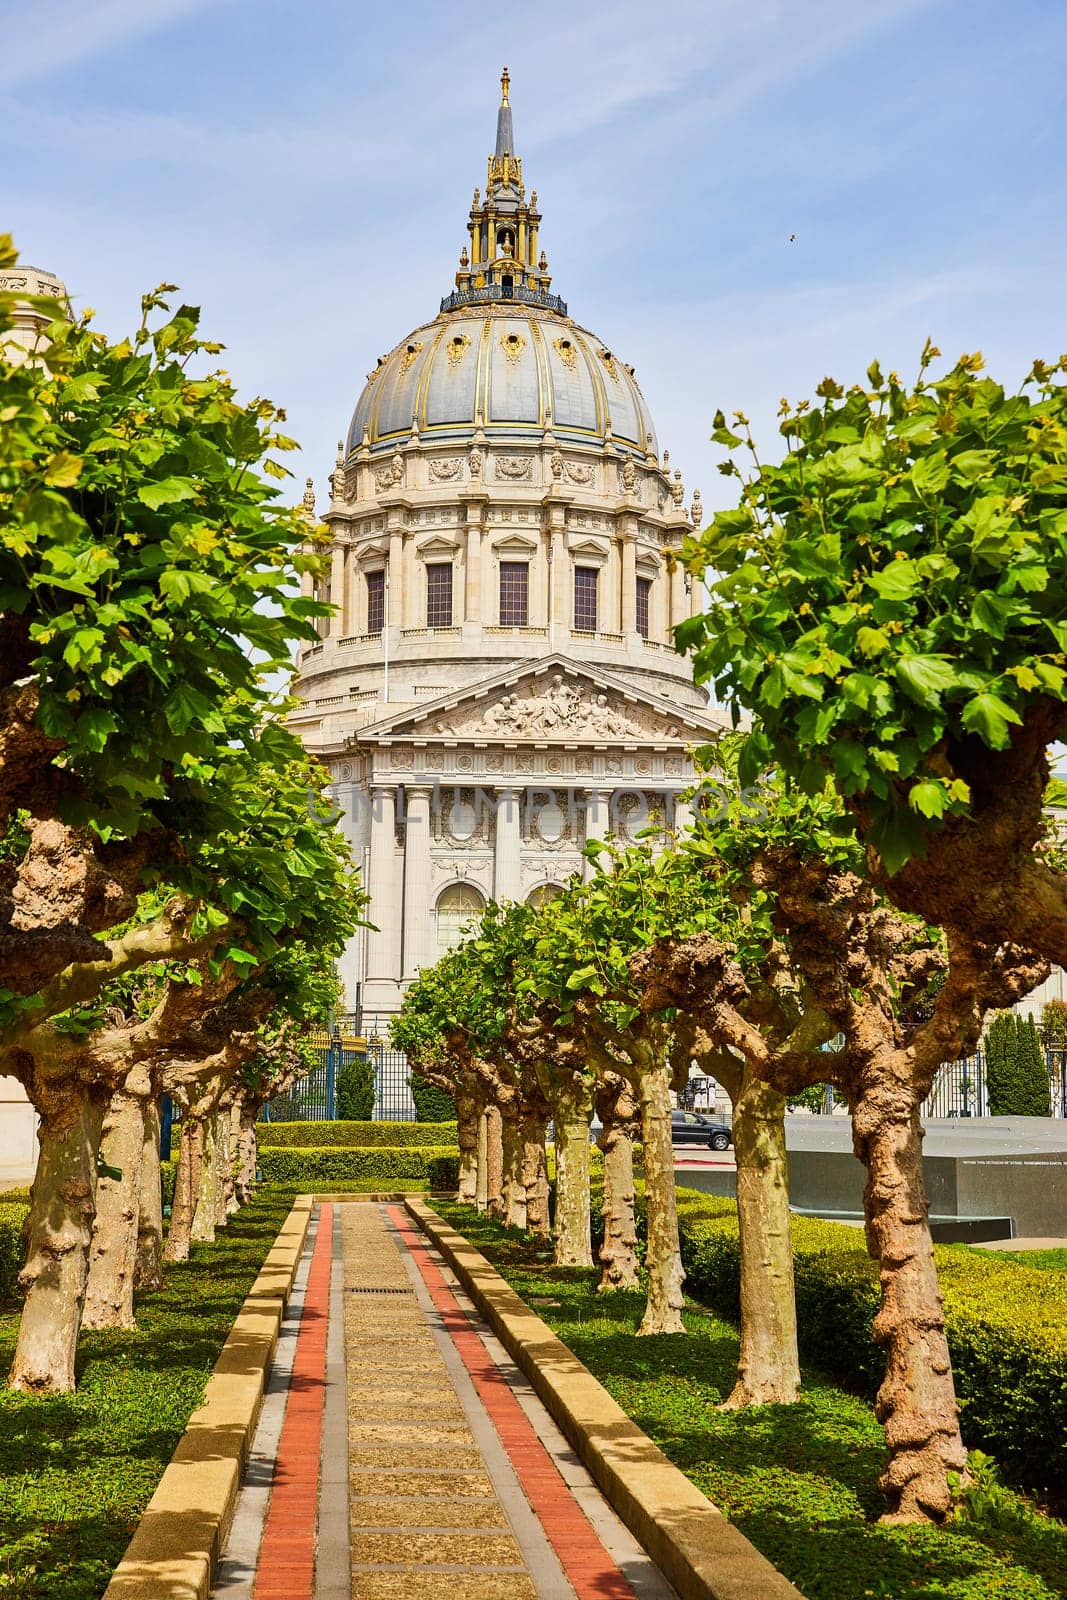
[671,1110,732,1151]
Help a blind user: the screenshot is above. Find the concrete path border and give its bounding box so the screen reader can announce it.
[102,1196,313,1600]
[406,1198,805,1600]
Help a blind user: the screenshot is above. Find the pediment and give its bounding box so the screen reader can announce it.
[348,653,727,749]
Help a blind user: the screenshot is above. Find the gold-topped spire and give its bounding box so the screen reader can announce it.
[441,72,567,316]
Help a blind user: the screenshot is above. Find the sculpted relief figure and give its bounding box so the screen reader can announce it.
[426,679,659,742]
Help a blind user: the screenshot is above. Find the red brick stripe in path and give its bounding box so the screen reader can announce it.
[253,1203,333,1600]
[387,1205,637,1600]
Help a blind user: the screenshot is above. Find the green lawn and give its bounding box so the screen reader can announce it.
[975,1249,1067,1274]
[434,1201,1067,1600]
[0,1189,301,1600]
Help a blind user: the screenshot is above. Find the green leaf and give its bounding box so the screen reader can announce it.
[895,655,959,707]
[43,451,84,487]
[961,692,1023,749]
[137,477,198,510]
[909,780,946,819]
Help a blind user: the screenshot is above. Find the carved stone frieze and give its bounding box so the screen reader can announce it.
[564,461,595,486]
[429,458,461,481]
[495,455,533,481]
[429,674,663,741]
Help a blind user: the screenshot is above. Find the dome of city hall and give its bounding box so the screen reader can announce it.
[347,311,657,460]
[345,70,657,462]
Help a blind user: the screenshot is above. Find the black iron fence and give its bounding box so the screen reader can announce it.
[257,1023,415,1122]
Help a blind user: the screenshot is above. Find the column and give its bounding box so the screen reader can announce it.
[583,788,611,881]
[401,786,433,981]
[690,570,705,619]
[493,786,522,903]
[363,786,401,1011]
[387,524,403,632]
[670,553,687,634]
[328,542,347,637]
[465,519,482,623]
[402,533,418,629]
[621,533,637,637]
[672,792,694,841]
[551,527,566,638]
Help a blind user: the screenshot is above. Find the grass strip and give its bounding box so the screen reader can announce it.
[432,1200,1067,1600]
[0,1188,294,1600]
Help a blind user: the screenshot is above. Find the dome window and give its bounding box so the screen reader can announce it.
[398,340,424,373]
[553,336,577,369]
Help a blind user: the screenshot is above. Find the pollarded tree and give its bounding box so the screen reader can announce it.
[518,854,710,1335]
[0,238,329,1030]
[676,348,1067,962]
[693,776,1045,1521]
[4,755,361,1391]
[626,785,838,1406]
[392,962,485,1207]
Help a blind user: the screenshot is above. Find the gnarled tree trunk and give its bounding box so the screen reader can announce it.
[596,1078,639,1292]
[135,1099,165,1292]
[456,1093,480,1205]
[10,1088,104,1394]
[552,1088,594,1268]
[190,1113,218,1244]
[83,1088,146,1331]
[636,1059,685,1335]
[485,1105,504,1220]
[722,1066,799,1407]
[501,1114,526,1229]
[852,1084,967,1523]
[165,1118,203,1263]
[521,1111,550,1239]
[476,1110,489,1211]
[235,1102,259,1206]
[213,1105,235,1226]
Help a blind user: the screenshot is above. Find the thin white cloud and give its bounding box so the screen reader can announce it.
[0,0,221,90]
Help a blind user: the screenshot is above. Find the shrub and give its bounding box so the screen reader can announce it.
[161,1157,178,1212]
[336,1057,375,1121]
[256,1120,457,1148]
[985,1012,1051,1116]
[0,1202,28,1299]
[672,1187,1067,1495]
[257,1145,457,1185]
[426,1154,460,1191]
[1042,998,1067,1044]
[409,1073,456,1123]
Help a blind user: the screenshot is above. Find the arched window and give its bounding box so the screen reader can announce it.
[436,883,486,955]
[526,883,565,909]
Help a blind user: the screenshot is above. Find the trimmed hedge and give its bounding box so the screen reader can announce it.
[409,1073,456,1123]
[257,1145,457,1184]
[256,1119,458,1148]
[673,1187,1067,1495]
[0,1202,28,1300]
[426,1154,460,1191]
[336,1057,375,1121]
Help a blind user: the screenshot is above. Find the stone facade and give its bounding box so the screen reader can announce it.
[288,75,724,1023]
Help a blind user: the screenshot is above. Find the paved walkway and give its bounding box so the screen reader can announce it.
[213,1201,676,1600]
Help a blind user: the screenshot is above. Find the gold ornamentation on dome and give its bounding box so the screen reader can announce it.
[598,348,618,379]
[446,333,471,367]
[500,331,526,365]
[365,355,386,384]
[552,336,577,369]
[399,341,424,374]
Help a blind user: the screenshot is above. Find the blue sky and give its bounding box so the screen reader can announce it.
[4,0,1066,516]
